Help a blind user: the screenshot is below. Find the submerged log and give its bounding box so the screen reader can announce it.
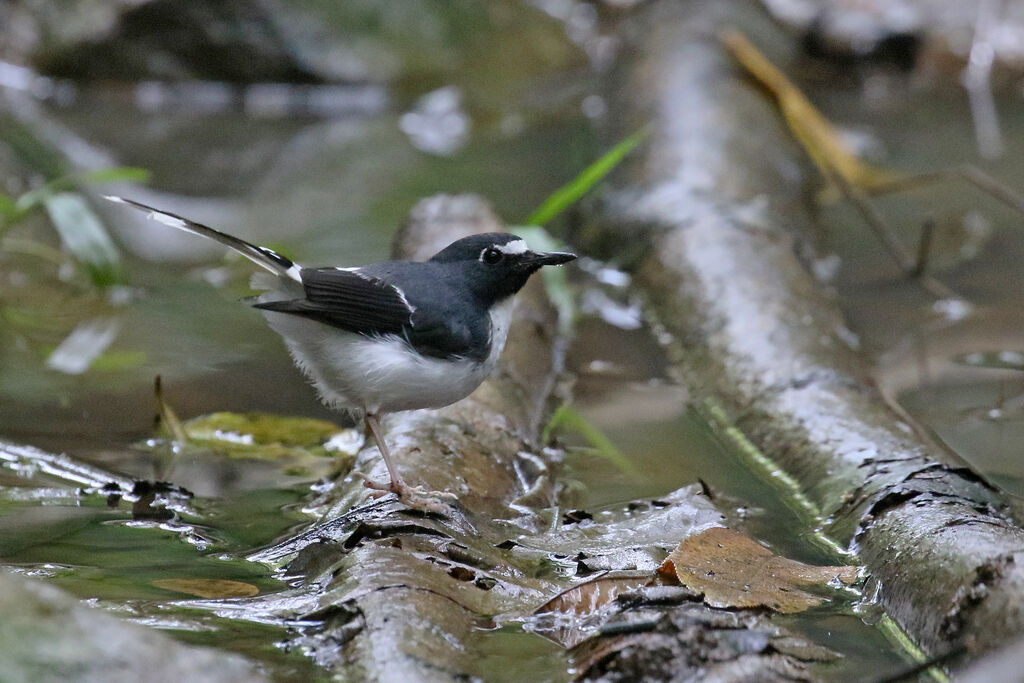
[0,568,263,683]
[586,0,1024,662]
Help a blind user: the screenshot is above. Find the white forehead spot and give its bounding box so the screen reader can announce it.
[495,239,528,255]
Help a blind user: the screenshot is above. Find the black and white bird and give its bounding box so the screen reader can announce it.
[105,196,575,509]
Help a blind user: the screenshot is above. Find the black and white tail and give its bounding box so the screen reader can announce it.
[104,196,302,283]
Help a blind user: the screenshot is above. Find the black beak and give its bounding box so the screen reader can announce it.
[525,251,577,267]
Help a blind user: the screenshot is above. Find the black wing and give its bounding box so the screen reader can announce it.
[256,265,490,360]
[253,267,412,335]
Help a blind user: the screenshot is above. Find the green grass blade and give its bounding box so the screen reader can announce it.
[0,193,16,232]
[525,126,649,227]
[76,167,151,185]
[0,192,15,217]
[544,402,637,475]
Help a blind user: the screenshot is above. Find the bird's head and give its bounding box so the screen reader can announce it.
[430,232,576,305]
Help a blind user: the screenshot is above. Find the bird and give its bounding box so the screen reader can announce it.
[105,196,576,509]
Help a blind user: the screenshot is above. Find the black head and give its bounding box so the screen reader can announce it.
[430,232,576,305]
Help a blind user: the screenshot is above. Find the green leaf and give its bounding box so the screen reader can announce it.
[0,192,16,217]
[153,411,359,461]
[184,412,345,451]
[543,402,637,475]
[525,126,649,227]
[43,192,125,287]
[0,193,17,234]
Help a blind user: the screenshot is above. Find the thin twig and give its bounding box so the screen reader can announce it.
[957,164,1024,215]
[841,165,1024,218]
[824,165,961,300]
[911,219,935,278]
[825,165,913,271]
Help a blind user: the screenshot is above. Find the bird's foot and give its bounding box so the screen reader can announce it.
[355,473,457,513]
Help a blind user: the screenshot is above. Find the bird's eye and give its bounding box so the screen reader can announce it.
[481,247,503,265]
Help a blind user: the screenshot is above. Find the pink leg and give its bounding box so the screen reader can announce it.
[363,412,406,493]
[358,413,456,512]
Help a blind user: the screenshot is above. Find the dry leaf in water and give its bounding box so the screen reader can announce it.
[153,578,260,599]
[531,573,654,647]
[664,527,857,614]
[537,574,652,617]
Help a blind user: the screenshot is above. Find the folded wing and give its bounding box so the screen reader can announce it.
[254,267,414,336]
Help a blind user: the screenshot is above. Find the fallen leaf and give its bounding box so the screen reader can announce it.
[664,527,858,614]
[184,412,344,449]
[153,578,260,599]
[532,572,656,647]
[149,405,359,460]
[537,574,653,617]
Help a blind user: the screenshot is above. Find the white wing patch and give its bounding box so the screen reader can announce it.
[392,284,416,315]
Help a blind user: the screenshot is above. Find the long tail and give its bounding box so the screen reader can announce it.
[104,196,302,283]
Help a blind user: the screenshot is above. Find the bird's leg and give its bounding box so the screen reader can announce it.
[358,413,456,512]
[362,412,407,493]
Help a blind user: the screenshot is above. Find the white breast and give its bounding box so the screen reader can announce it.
[259,297,516,416]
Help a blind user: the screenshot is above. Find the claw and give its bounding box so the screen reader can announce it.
[354,472,456,512]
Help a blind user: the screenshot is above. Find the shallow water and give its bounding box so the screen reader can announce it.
[805,66,1024,498]
[0,2,997,679]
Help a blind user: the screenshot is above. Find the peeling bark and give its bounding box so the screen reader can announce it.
[587,0,1024,662]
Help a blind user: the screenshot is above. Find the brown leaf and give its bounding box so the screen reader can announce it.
[532,572,656,647]
[537,574,652,617]
[152,578,260,599]
[664,527,858,614]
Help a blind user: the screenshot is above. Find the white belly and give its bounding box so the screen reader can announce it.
[260,298,514,415]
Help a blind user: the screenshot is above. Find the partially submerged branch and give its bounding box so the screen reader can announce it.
[587,0,1024,667]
